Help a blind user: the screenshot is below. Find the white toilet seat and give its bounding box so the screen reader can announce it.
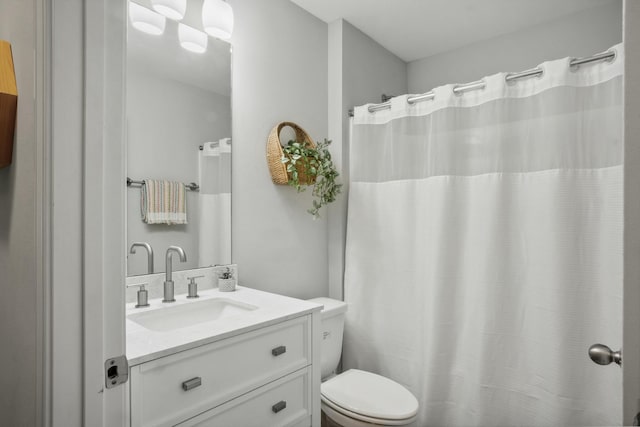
[322,396,417,426]
[321,369,418,426]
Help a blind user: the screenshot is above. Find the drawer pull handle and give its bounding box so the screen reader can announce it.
[182,377,202,391]
[272,346,287,357]
[272,400,287,413]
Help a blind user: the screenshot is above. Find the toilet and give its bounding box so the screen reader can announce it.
[309,297,419,427]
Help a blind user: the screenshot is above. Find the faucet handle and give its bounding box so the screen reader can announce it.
[126,282,150,308]
[126,282,148,289]
[186,275,204,299]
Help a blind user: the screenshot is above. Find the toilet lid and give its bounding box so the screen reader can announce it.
[321,369,419,421]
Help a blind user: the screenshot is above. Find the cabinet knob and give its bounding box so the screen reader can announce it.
[271,346,286,357]
[272,400,287,413]
[182,377,202,391]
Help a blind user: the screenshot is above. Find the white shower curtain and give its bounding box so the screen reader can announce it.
[198,138,231,267]
[343,44,623,427]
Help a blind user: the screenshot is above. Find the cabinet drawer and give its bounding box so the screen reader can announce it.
[178,367,311,427]
[130,316,310,427]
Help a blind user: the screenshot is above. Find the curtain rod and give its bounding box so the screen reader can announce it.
[126,177,200,191]
[348,48,617,118]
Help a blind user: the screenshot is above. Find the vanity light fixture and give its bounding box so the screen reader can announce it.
[202,0,234,40]
[129,2,166,36]
[151,0,187,21]
[178,23,208,54]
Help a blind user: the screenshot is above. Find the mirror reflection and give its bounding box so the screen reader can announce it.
[126,0,232,277]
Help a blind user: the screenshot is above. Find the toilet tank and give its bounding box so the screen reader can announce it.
[308,297,348,380]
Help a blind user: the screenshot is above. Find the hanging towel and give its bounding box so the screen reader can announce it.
[140,179,188,225]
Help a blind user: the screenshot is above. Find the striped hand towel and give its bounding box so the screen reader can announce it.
[141,180,188,225]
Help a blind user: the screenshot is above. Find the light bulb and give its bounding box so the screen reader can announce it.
[151,0,187,21]
[129,2,166,36]
[202,0,234,40]
[179,23,208,54]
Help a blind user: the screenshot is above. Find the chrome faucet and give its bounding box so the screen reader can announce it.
[129,242,154,274]
[163,246,187,303]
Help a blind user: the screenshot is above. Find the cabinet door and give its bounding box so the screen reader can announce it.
[130,316,311,426]
[178,367,312,427]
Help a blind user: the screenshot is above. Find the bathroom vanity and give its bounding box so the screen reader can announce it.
[126,286,322,427]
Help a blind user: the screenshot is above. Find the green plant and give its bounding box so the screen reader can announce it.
[281,138,342,218]
[219,267,232,279]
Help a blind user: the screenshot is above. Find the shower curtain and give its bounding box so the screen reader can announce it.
[343,44,623,427]
[198,138,231,267]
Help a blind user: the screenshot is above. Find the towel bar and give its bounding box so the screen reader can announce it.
[126,177,199,192]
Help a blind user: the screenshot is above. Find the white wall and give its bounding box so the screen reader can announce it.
[408,2,623,94]
[228,0,329,299]
[327,19,407,299]
[126,68,231,275]
[0,1,39,425]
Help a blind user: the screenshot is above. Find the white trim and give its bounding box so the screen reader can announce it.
[50,0,85,424]
[84,0,127,424]
[623,1,640,424]
[48,0,127,424]
[84,0,107,421]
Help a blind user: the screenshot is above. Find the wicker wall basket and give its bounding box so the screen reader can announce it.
[266,121,317,185]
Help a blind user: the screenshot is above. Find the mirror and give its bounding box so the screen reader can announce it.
[126,0,231,276]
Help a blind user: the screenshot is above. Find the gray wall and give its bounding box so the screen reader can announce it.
[408,2,623,94]
[228,0,329,299]
[0,0,38,425]
[327,19,407,298]
[342,21,407,109]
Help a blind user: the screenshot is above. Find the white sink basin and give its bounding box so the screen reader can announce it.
[128,298,258,332]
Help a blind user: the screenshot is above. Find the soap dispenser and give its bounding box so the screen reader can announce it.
[127,282,150,308]
[187,275,204,299]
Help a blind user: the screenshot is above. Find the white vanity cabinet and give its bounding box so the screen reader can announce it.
[177,367,312,427]
[129,315,315,427]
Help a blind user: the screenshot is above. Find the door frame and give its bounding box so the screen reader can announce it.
[83,0,127,424]
[623,0,640,424]
[46,0,127,425]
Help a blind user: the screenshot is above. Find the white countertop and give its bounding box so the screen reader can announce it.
[126,286,322,366]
